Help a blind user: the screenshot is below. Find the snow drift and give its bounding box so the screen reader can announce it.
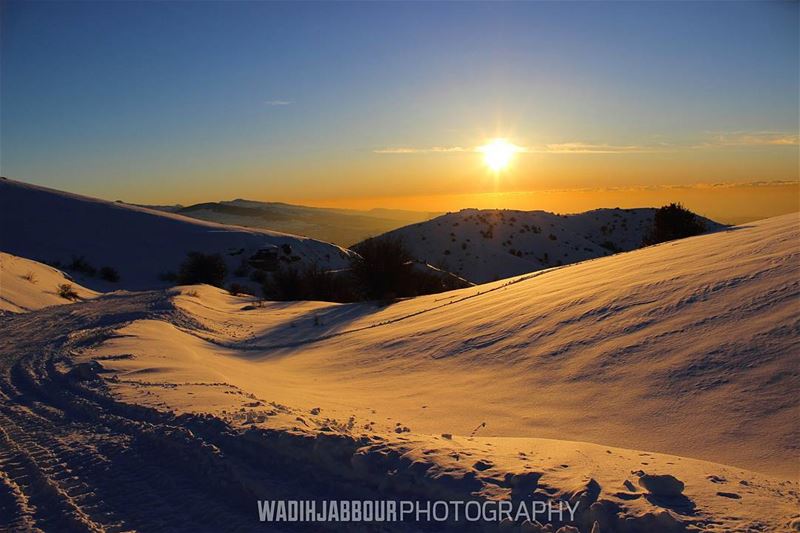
[94,213,797,476]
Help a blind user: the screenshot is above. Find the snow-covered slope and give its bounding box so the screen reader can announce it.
[1,214,797,531]
[96,213,796,476]
[0,252,97,313]
[372,208,724,283]
[0,178,354,291]
[144,199,438,247]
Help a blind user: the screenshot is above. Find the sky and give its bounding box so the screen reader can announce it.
[1,1,798,221]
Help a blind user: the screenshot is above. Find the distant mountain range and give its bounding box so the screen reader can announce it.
[1,177,725,292]
[366,208,724,284]
[139,199,440,247]
[0,178,354,291]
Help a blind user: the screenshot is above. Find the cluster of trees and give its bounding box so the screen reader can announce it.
[177,251,227,286]
[48,256,120,282]
[261,264,355,302]
[175,236,468,303]
[644,203,706,245]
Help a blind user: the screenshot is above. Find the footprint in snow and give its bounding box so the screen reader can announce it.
[473,459,494,471]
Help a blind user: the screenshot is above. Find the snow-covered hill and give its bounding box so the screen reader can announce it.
[143,198,438,247]
[372,208,724,283]
[0,252,97,313]
[1,214,797,531]
[103,213,796,475]
[0,178,354,291]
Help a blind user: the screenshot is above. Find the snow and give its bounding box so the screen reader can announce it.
[374,208,724,283]
[88,213,797,475]
[0,177,355,291]
[1,210,797,531]
[0,252,97,312]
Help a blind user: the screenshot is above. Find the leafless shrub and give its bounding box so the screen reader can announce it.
[57,283,79,300]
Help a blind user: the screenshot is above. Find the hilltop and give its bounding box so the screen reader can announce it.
[0,178,354,291]
[369,208,723,283]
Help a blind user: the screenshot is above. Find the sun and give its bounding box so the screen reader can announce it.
[478,139,519,172]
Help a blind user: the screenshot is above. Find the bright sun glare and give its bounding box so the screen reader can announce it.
[478,139,519,172]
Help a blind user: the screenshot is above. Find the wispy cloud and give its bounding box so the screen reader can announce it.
[701,131,799,147]
[264,99,292,106]
[374,131,798,156]
[535,143,658,154]
[374,142,658,155]
[494,180,799,195]
[373,146,468,154]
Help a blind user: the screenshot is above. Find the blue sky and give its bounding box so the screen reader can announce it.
[1,1,797,205]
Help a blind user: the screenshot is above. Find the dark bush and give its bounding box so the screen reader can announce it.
[249,269,267,284]
[178,252,227,287]
[255,236,471,304]
[300,264,358,302]
[233,257,250,278]
[228,283,254,297]
[67,256,96,277]
[350,236,414,301]
[99,266,120,282]
[644,203,706,245]
[599,241,620,253]
[263,264,358,302]
[410,267,470,296]
[57,283,79,300]
[262,267,303,301]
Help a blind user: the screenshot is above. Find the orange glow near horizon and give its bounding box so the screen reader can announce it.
[293,182,800,226]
